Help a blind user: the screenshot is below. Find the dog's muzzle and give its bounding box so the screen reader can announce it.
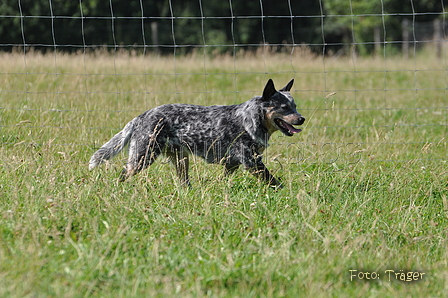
[274,116,305,136]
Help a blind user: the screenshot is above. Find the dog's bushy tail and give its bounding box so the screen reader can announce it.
[89,119,135,170]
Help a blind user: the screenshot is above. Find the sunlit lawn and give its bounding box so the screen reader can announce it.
[0,49,446,297]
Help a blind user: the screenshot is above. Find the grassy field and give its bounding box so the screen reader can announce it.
[0,49,447,297]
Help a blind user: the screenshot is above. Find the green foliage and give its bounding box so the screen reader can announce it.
[0,0,321,54]
[2,0,447,56]
[323,0,446,55]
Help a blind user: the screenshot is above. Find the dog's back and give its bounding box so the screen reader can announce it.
[144,102,264,162]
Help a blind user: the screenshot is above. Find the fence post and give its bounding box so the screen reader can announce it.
[374,26,381,56]
[151,22,160,54]
[402,19,409,58]
[433,18,442,59]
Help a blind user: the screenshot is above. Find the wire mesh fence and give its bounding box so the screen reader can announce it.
[0,0,446,167]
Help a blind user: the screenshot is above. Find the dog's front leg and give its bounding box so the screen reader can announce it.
[244,159,282,188]
[253,162,282,188]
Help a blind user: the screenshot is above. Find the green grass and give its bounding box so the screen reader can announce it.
[0,50,447,297]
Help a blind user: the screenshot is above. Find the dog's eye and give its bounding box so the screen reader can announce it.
[281,104,288,109]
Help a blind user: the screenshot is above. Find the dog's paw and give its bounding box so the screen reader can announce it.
[271,183,283,190]
[269,178,283,190]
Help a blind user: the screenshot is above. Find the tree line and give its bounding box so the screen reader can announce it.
[0,0,445,55]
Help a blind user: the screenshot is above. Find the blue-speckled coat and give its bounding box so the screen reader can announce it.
[89,79,305,187]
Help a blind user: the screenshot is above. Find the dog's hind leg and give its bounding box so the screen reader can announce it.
[119,137,162,181]
[166,150,191,187]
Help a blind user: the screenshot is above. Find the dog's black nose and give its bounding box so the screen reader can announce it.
[297,116,305,125]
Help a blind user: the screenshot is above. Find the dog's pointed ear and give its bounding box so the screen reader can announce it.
[279,79,294,92]
[262,79,277,100]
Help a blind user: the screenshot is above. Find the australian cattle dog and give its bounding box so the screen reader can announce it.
[89,79,305,187]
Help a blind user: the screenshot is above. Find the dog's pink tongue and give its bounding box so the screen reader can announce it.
[285,123,302,133]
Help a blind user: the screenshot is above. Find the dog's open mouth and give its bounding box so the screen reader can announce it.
[274,118,302,136]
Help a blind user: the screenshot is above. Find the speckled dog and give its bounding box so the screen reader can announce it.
[89,79,305,187]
